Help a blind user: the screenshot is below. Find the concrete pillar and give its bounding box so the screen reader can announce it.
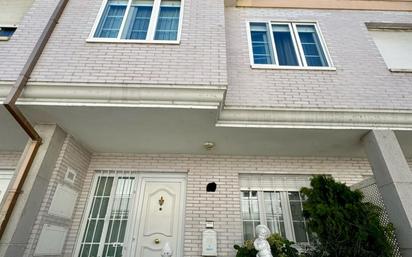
[0,125,66,257]
[363,130,412,257]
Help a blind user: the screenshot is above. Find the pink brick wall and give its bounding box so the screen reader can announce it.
[26,0,227,86]
[224,8,412,109]
[66,153,372,257]
[23,135,91,257]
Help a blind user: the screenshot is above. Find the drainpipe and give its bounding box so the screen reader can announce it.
[0,0,69,239]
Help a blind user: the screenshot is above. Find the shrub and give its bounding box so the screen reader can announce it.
[234,233,301,257]
[300,175,394,257]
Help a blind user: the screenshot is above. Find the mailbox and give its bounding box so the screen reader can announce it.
[202,229,217,256]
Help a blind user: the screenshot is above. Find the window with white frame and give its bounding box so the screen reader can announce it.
[240,174,312,244]
[248,22,332,68]
[91,0,182,41]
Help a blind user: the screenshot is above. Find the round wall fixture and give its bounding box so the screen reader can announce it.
[203,141,215,150]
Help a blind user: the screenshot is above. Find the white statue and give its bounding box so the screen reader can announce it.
[254,225,273,257]
[161,242,173,257]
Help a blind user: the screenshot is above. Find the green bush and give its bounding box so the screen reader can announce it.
[300,175,394,257]
[234,233,300,257]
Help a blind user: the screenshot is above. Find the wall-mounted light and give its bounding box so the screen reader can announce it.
[203,141,215,151]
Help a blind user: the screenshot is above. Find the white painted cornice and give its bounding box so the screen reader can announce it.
[217,107,412,130]
[0,81,227,109]
[3,81,412,130]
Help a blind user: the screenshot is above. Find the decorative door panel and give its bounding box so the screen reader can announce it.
[135,178,184,257]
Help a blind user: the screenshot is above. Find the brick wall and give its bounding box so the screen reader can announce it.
[24,0,227,86]
[224,8,412,109]
[23,135,91,257]
[0,0,59,81]
[0,152,22,168]
[66,153,372,257]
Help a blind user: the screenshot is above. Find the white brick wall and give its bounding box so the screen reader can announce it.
[65,153,373,257]
[0,152,22,168]
[23,135,91,257]
[224,8,412,109]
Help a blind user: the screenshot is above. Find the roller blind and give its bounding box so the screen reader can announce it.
[369,30,412,71]
[0,0,34,25]
[239,174,311,191]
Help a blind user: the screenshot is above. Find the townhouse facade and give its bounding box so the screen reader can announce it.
[0,0,412,257]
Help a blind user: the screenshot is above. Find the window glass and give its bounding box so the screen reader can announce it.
[296,25,328,67]
[249,22,330,68]
[241,191,261,240]
[264,191,286,237]
[0,27,17,38]
[95,0,128,38]
[93,0,181,41]
[250,23,274,64]
[272,24,299,66]
[288,192,310,243]
[124,0,153,40]
[240,188,311,244]
[79,176,135,257]
[154,0,181,40]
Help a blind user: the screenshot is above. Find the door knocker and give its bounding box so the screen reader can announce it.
[159,196,165,211]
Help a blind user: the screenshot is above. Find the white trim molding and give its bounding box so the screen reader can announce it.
[0,81,226,109]
[217,107,412,130]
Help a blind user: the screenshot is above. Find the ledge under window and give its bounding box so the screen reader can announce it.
[251,64,337,71]
[86,38,180,45]
[389,68,412,73]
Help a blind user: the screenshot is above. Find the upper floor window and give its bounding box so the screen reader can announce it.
[90,0,182,42]
[367,23,412,72]
[0,26,17,41]
[248,22,333,69]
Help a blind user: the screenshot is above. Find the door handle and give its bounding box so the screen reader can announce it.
[154,238,160,244]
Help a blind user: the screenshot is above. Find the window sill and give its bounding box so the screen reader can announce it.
[251,64,337,71]
[389,68,412,73]
[86,38,180,45]
[0,36,10,41]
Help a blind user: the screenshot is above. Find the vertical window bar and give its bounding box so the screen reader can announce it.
[117,0,133,39]
[146,0,162,39]
[267,23,280,66]
[281,191,295,241]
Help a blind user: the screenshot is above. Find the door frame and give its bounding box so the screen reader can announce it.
[129,173,187,257]
[73,171,187,257]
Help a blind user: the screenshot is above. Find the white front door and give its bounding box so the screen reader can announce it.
[132,176,186,257]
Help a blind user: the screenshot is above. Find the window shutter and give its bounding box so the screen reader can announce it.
[239,174,311,191]
[369,30,412,71]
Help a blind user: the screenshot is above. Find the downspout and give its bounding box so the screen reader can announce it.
[0,0,70,239]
